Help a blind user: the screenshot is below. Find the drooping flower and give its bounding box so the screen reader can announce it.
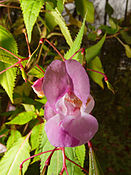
[32,59,98,147]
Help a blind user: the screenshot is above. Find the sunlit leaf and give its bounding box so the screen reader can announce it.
[0,25,18,53]
[0,62,17,103]
[22,104,35,112]
[0,25,18,103]
[57,0,64,13]
[6,111,37,125]
[88,56,104,88]
[46,3,73,47]
[86,34,106,63]
[6,130,21,150]
[31,124,43,150]
[64,13,87,61]
[75,145,85,167]
[20,0,45,42]
[89,143,104,175]
[40,125,84,174]
[0,135,31,175]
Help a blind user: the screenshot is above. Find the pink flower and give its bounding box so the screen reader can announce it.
[32,60,98,147]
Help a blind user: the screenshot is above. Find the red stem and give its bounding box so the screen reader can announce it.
[36,64,45,74]
[20,148,60,170]
[0,58,28,75]
[0,46,22,60]
[66,156,89,174]
[42,38,65,61]
[69,48,85,60]
[60,147,69,175]
[23,30,31,57]
[87,67,108,82]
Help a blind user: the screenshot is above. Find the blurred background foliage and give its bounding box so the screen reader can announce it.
[0,0,131,175]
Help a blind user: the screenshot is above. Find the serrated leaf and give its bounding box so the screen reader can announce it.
[20,0,45,42]
[31,124,43,150]
[75,145,85,167]
[89,144,104,175]
[0,25,19,64]
[0,25,18,53]
[46,3,73,47]
[0,135,31,175]
[86,34,106,63]
[40,125,84,175]
[6,111,37,125]
[75,0,94,23]
[0,25,18,103]
[64,13,87,61]
[0,50,18,64]
[88,56,104,88]
[0,62,17,103]
[6,130,21,150]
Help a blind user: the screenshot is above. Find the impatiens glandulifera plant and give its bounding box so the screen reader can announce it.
[0,37,108,175]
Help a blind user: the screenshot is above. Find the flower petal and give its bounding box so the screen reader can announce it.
[62,114,98,145]
[43,60,72,109]
[45,114,80,147]
[65,59,90,105]
[44,102,56,121]
[32,77,44,97]
[81,95,95,114]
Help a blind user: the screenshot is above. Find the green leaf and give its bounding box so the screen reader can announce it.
[57,0,64,13]
[0,62,17,103]
[6,130,21,150]
[46,3,73,47]
[75,145,85,167]
[105,80,115,94]
[88,56,104,88]
[105,1,114,17]
[40,125,84,175]
[20,0,45,42]
[0,50,18,64]
[64,13,87,61]
[28,66,45,78]
[0,25,18,53]
[89,144,104,175]
[31,124,43,150]
[75,0,94,23]
[22,104,35,112]
[6,111,37,125]
[99,25,117,34]
[116,37,131,58]
[86,34,106,63]
[0,25,18,103]
[120,30,131,44]
[0,25,19,64]
[0,135,31,175]
[124,44,131,58]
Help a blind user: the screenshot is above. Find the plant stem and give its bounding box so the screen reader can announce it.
[69,48,85,60]
[41,38,65,61]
